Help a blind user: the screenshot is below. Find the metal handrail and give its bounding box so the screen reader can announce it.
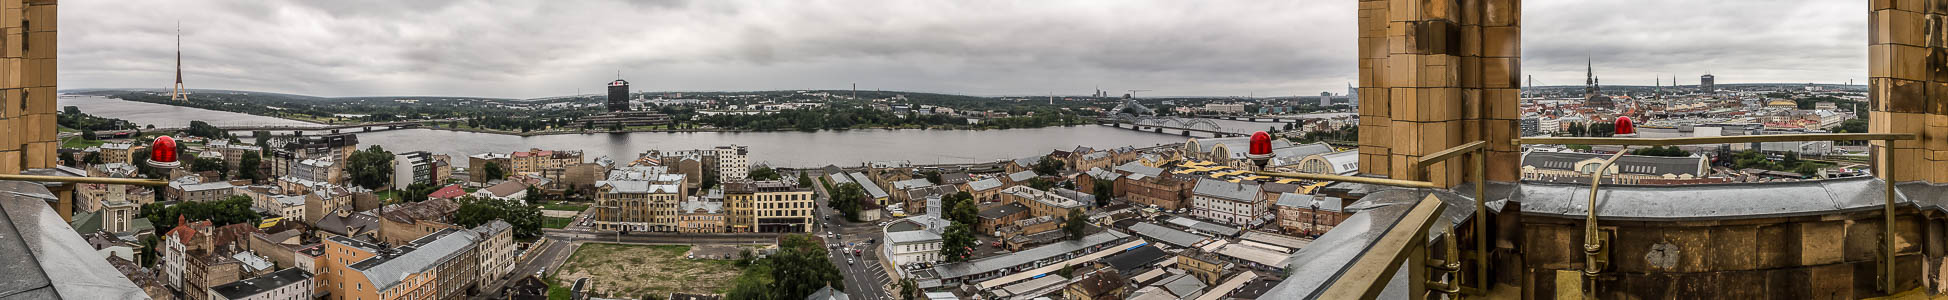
[0,173,169,186]
[1247,171,1443,189]
[1517,133,1916,293]
[1317,195,1446,299]
[1515,133,1914,146]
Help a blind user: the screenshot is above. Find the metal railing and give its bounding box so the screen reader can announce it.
[1516,133,1917,295]
[1251,141,1488,299]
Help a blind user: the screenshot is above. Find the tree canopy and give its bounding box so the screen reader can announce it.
[726,234,845,300]
[1033,156,1064,176]
[451,196,544,239]
[829,183,866,221]
[142,195,262,235]
[344,145,395,190]
[1064,209,1088,241]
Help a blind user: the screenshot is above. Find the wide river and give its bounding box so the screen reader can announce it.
[60,95,1214,169]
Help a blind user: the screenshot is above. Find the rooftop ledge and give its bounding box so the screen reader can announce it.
[1262,177,1948,299]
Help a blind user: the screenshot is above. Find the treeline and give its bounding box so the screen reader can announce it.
[691,106,1084,131]
[58,106,138,131]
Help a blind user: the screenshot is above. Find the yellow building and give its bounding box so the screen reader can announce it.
[725,180,815,233]
[593,180,684,232]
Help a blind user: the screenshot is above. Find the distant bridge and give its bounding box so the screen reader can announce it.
[1201,115,1308,123]
[1102,115,1248,137]
[102,121,425,136]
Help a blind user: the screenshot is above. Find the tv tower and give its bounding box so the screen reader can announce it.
[170,22,187,101]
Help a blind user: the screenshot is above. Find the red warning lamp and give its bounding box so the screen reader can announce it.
[147,136,181,169]
[1247,131,1273,169]
[1615,116,1636,136]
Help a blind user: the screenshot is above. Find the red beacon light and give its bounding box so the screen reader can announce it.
[1614,116,1636,136]
[1247,131,1274,169]
[147,136,181,169]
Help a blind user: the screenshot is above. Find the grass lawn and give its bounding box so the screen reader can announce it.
[553,243,745,298]
[542,216,574,229]
[539,202,589,212]
[61,138,107,149]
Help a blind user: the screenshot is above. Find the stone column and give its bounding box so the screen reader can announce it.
[1358,0,1519,186]
[1868,0,1946,183]
[0,0,54,173]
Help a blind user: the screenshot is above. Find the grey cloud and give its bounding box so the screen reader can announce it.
[58,0,1863,98]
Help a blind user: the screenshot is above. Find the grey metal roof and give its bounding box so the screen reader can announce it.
[968,178,1004,191]
[0,180,148,299]
[1520,151,1707,176]
[595,180,681,194]
[1085,168,1122,181]
[1270,143,1337,166]
[885,229,942,246]
[355,229,481,291]
[1159,273,1208,299]
[827,173,855,185]
[1128,222,1208,248]
[1193,178,1259,202]
[1052,188,1095,206]
[1013,156,1041,168]
[1321,150,1360,175]
[892,178,934,190]
[847,172,889,199]
[931,230,1131,279]
[1007,171,1038,183]
[210,268,312,299]
[1114,162,1164,178]
[1165,216,1241,237]
[1274,193,1313,208]
[807,285,851,300]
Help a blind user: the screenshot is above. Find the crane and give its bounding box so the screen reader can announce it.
[1126,89,1152,98]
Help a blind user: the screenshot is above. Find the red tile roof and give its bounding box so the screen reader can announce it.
[428,184,467,200]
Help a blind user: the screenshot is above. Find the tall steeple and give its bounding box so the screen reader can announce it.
[170,22,186,101]
[1584,57,1596,98]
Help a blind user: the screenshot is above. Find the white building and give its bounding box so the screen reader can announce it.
[1537,117,1562,134]
[715,145,749,182]
[1190,179,1266,226]
[884,214,951,266]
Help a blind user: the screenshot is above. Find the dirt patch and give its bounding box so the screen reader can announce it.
[684,244,750,260]
[554,243,746,298]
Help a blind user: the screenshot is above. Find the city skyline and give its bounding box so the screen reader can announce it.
[59,0,1865,99]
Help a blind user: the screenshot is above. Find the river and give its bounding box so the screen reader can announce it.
[60,95,1195,168]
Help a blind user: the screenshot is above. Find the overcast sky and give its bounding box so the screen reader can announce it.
[58,0,1866,99]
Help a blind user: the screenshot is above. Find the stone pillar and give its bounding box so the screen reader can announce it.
[1867,0,1946,183]
[0,0,54,174]
[1357,0,1519,186]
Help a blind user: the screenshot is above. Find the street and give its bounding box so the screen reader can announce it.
[810,170,892,300]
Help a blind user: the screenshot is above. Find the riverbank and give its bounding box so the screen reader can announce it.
[87,93,1096,137]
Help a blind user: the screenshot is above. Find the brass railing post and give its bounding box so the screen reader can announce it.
[1881,143,1897,292]
[1583,150,1626,295]
[1473,147,1488,293]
